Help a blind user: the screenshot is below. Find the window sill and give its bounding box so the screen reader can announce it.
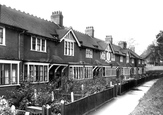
[30,49,47,53]
[64,54,74,56]
[30,81,49,84]
[86,57,93,59]
[0,44,6,46]
[103,75,116,77]
[0,84,20,87]
[72,78,93,81]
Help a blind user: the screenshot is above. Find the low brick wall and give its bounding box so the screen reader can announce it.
[0,85,18,97]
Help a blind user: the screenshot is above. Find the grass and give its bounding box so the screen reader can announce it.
[130,77,163,115]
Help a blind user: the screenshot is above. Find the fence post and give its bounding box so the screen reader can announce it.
[61,100,65,115]
[42,105,46,115]
[11,105,16,115]
[46,104,51,115]
[51,91,54,102]
[71,92,74,102]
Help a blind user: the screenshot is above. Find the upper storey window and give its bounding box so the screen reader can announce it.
[120,56,123,62]
[111,53,115,61]
[126,53,129,63]
[64,40,74,56]
[86,49,93,58]
[0,27,5,46]
[64,33,75,56]
[31,37,46,52]
[100,52,105,60]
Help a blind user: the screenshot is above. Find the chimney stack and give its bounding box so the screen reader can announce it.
[105,35,113,44]
[51,11,63,27]
[85,26,94,38]
[118,41,127,49]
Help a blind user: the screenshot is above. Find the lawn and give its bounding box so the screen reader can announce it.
[130,77,163,115]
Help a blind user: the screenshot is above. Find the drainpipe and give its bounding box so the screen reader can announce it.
[18,30,26,60]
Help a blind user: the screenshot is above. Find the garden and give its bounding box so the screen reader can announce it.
[0,75,121,115]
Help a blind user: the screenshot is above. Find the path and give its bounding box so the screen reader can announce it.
[88,79,158,115]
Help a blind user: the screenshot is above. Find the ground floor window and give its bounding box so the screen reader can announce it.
[138,67,142,74]
[0,60,19,86]
[24,62,49,82]
[123,67,130,76]
[102,66,116,77]
[133,67,137,74]
[69,65,93,80]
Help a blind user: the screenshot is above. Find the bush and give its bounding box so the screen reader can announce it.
[0,96,13,115]
[8,81,35,110]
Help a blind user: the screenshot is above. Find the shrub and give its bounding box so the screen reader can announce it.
[8,81,35,110]
[0,96,13,115]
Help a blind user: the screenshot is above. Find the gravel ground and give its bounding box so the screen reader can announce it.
[130,77,163,115]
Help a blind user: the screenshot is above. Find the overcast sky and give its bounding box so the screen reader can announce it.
[1,0,163,55]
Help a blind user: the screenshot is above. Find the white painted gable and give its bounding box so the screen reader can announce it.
[64,31,75,42]
[106,44,112,52]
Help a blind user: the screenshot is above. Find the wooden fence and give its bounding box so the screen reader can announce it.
[26,72,162,115]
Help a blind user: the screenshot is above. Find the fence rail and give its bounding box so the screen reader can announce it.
[26,72,162,115]
[63,87,114,115]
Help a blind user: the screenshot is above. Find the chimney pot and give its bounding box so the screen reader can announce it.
[51,11,63,27]
[85,26,94,38]
[105,35,113,44]
[118,41,127,49]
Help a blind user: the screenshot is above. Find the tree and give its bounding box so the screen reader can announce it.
[156,31,163,62]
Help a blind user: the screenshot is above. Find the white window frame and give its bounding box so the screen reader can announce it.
[86,49,93,58]
[100,51,105,60]
[64,39,74,56]
[126,53,129,63]
[120,56,123,62]
[123,67,130,76]
[31,36,47,52]
[106,52,111,61]
[0,60,20,87]
[102,66,116,77]
[69,65,93,80]
[111,53,115,61]
[132,58,134,63]
[138,67,142,74]
[0,26,6,46]
[23,62,49,83]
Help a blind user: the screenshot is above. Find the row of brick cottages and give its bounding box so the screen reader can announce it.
[0,5,145,95]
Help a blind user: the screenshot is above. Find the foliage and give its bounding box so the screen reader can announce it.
[7,81,64,113]
[0,96,13,115]
[143,42,161,65]
[8,81,35,110]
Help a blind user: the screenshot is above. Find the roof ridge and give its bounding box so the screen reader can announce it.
[1,4,58,24]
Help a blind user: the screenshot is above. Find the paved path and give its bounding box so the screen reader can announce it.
[88,79,158,115]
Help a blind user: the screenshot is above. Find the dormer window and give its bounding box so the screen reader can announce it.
[126,53,129,63]
[101,52,105,60]
[120,56,123,62]
[64,40,74,56]
[0,27,5,46]
[138,60,141,64]
[31,37,46,52]
[86,49,93,58]
[111,53,115,61]
[64,32,75,56]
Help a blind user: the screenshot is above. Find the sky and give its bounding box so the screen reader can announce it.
[0,0,163,55]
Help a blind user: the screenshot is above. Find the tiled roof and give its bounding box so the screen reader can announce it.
[56,28,69,39]
[73,30,99,49]
[112,44,124,55]
[0,5,59,39]
[95,38,107,51]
